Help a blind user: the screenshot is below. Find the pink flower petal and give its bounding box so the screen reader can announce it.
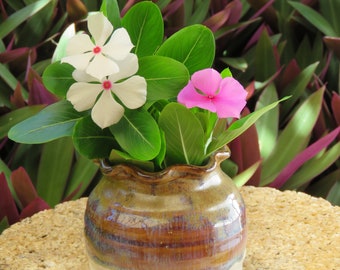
[87,12,113,46]
[191,68,221,95]
[178,69,247,118]
[213,99,246,118]
[219,77,248,100]
[213,77,247,118]
[178,82,214,109]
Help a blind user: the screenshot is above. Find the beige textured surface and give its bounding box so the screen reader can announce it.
[0,186,339,270]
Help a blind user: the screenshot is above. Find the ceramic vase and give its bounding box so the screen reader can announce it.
[84,148,247,270]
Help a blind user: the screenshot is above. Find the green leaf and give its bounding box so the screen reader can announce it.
[0,105,44,139]
[255,29,277,82]
[327,179,340,206]
[158,103,205,166]
[73,116,117,159]
[282,142,340,190]
[0,0,52,39]
[255,84,279,159]
[156,24,215,74]
[52,24,76,62]
[109,150,154,171]
[0,217,9,234]
[137,55,189,104]
[122,1,163,57]
[233,161,261,188]
[110,109,161,161]
[221,68,233,78]
[0,63,28,97]
[289,1,338,37]
[16,0,57,47]
[260,88,325,186]
[64,154,98,199]
[100,0,121,28]
[281,62,319,118]
[8,100,84,144]
[184,0,210,25]
[36,137,74,207]
[320,1,340,36]
[220,57,248,72]
[207,96,290,156]
[42,62,75,98]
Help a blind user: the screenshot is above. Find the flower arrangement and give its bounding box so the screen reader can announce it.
[8,1,284,172]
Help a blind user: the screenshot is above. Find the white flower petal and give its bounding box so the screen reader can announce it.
[86,53,119,80]
[112,76,147,109]
[108,53,139,82]
[103,28,134,61]
[72,69,98,82]
[91,90,124,128]
[88,12,113,46]
[65,33,94,55]
[67,82,102,111]
[61,52,93,70]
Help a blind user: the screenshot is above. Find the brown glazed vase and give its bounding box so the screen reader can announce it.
[84,148,247,270]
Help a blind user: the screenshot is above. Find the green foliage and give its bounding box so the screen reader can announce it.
[137,56,189,104]
[122,1,164,57]
[1,0,340,233]
[110,109,161,161]
[158,103,205,166]
[156,24,215,74]
[8,101,85,143]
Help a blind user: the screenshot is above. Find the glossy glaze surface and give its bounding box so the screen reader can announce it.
[85,149,247,269]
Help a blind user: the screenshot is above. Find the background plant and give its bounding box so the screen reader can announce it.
[1,0,339,233]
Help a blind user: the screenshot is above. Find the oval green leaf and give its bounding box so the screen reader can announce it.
[137,55,189,104]
[122,1,164,57]
[8,100,84,144]
[73,116,118,159]
[158,103,205,166]
[42,62,75,98]
[156,24,215,74]
[110,109,161,161]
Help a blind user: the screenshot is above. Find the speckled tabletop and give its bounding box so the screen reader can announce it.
[0,186,339,270]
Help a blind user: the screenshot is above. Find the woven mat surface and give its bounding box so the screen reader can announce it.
[0,186,339,270]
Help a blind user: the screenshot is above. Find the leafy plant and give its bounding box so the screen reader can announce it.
[1,0,339,234]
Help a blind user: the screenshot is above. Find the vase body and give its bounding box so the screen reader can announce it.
[84,149,247,270]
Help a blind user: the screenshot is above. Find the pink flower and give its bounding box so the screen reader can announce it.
[177,68,247,118]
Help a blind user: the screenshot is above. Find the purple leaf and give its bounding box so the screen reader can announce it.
[269,126,340,188]
[0,47,31,63]
[0,173,19,225]
[11,167,39,208]
[331,92,340,127]
[229,107,262,186]
[27,69,58,105]
[19,197,50,220]
[162,0,184,19]
[10,82,26,108]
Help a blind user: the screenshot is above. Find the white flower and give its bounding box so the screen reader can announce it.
[67,54,147,129]
[61,12,134,80]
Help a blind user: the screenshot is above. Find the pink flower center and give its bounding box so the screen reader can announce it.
[207,95,215,100]
[102,80,112,90]
[93,46,102,54]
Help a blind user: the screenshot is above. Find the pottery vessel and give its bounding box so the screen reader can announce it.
[84,148,247,269]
